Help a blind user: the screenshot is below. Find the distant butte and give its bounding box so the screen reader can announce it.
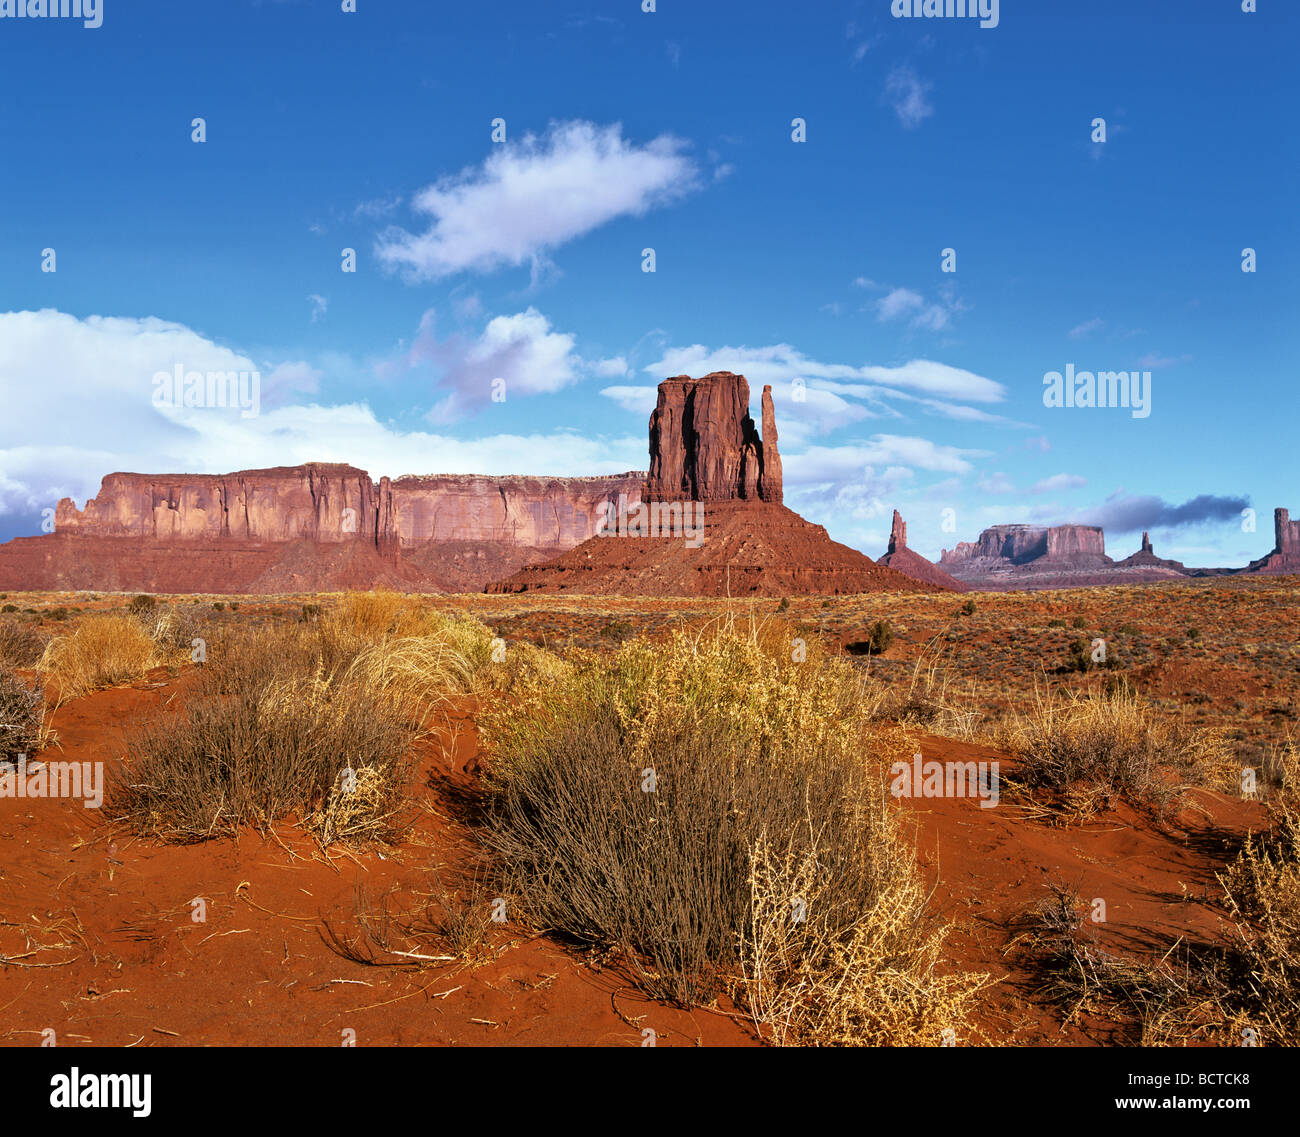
[877,511,970,592]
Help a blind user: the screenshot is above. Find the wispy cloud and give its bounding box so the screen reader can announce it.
[883,65,934,129]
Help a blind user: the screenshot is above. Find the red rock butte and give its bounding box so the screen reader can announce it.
[877,511,970,592]
[488,372,945,597]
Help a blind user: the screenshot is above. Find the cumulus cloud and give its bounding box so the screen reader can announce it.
[883,66,934,129]
[390,307,585,424]
[375,121,700,281]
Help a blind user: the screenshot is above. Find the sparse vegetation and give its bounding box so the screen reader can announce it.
[1005,686,1236,817]
[0,668,47,760]
[0,616,46,669]
[479,616,987,1043]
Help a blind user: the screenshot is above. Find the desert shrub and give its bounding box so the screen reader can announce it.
[127,594,156,615]
[110,607,497,842]
[111,669,410,845]
[46,607,69,622]
[301,603,322,623]
[480,616,987,1043]
[0,668,46,760]
[958,599,977,616]
[1007,687,1231,815]
[597,617,633,643]
[1071,615,1087,629]
[212,601,225,611]
[0,616,46,669]
[1,604,16,614]
[38,613,164,701]
[141,603,205,654]
[846,619,894,657]
[1219,742,1300,1044]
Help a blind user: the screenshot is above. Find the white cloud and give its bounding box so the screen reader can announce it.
[1068,317,1104,339]
[0,309,645,525]
[876,287,924,321]
[395,307,583,423]
[600,385,658,416]
[593,355,630,378]
[789,436,988,484]
[375,121,700,281]
[976,471,1016,495]
[308,294,328,323]
[647,346,1005,404]
[883,66,934,129]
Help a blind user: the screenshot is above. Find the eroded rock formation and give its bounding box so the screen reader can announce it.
[644,372,782,504]
[1245,508,1300,574]
[877,510,970,592]
[0,465,645,593]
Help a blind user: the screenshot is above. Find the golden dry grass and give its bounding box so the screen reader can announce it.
[37,612,168,702]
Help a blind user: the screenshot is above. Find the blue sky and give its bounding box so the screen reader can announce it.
[0,0,1296,564]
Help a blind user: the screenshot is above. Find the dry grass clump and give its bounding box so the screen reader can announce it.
[866,642,983,742]
[479,613,987,1044]
[1011,878,1240,1045]
[0,616,47,669]
[109,599,499,845]
[110,655,411,845]
[1219,740,1300,1044]
[1004,685,1231,818]
[0,668,49,760]
[325,875,502,968]
[37,612,168,701]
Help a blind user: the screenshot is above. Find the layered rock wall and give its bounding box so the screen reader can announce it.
[54,466,645,551]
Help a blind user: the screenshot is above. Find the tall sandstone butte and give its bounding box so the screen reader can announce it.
[489,374,942,597]
[1245,507,1300,573]
[644,372,783,504]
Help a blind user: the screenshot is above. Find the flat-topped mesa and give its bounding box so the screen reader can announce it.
[53,465,646,552]
[941,523,1107,567]
[644,372,783,504]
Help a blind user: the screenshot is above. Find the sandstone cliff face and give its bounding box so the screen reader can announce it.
[55,466,644,551]
[644,372,782,503]
[941,524,1106,566]
[55,465,385,544]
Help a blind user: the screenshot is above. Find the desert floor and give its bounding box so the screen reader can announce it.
[1,578,1295,1046]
